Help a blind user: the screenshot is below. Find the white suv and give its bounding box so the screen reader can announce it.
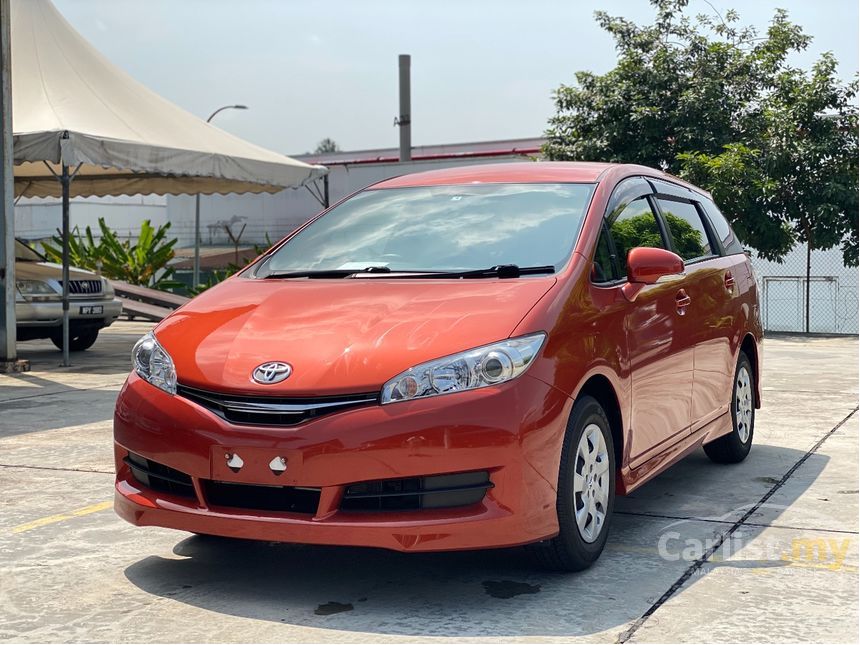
[15,239,122,351]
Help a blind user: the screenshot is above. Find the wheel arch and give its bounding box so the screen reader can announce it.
[739,333,761,408]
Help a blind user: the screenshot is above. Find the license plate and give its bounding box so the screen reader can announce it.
[79,305,103,315]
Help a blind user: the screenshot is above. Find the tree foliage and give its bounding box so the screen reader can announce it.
[544,0,858,264]
[42,218,179,289]
[314,138,341,154]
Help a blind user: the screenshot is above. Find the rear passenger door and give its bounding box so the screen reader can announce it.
[601,180,695,465]
[650,179,735,430]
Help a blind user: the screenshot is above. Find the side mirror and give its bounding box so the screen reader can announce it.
[626,247,684,285]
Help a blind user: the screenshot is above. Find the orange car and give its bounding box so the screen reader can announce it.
[114,162,762,571]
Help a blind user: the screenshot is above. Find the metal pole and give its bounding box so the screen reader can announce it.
[192,104,248,290]
[398,54,411,162]
[192,193,201,287]
[61,162,70,367]
[323,174,329,209]
[0,0,17,370]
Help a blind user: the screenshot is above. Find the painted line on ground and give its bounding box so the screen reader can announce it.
[10,501,113,534]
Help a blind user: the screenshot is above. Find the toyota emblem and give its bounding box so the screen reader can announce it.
[252,361,292,384]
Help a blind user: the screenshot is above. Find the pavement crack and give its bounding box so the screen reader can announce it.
[616,405,858,644]
[0,463,114,475]
[614,510,859,535]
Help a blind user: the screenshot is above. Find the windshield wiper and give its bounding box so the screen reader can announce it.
[384,264,557,279]
[261,266,392,279]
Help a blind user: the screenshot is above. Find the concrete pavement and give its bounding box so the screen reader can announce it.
[0,324,857,642]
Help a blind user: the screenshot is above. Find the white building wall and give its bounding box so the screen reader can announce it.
[15,194,168,243]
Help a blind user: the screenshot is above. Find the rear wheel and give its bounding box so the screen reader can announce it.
[51,328,99,352]
[529,395,615,571]
[704,351,755,464]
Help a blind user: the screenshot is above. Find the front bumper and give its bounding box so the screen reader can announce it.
[16,297,122,327]
[114,373,572,552]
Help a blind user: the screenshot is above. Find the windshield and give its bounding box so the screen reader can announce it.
[257,183,595,276]
[15,239,45,262]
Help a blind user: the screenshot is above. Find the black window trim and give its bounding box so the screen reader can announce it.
[590,219,624,287]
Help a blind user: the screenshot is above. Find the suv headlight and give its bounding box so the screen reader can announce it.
[381,333,546,404]
[102,278,115,297]
[16,279,59,298]
[132,332,177,395]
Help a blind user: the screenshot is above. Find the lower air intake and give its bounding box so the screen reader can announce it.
[340,471,492,512]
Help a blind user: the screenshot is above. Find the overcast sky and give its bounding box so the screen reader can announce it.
[53,0,859,156]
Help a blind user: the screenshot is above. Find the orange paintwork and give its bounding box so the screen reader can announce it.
[114,162,763,551]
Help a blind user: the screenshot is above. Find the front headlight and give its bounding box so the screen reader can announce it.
[132,332,177,395]
[381,332,546,404]
[102,278,115,297]
[16,279,59,297]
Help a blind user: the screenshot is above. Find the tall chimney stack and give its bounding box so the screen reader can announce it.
[398,54,411,162]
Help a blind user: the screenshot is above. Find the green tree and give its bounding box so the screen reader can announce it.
[314,138,340,154]
[544,0,858,266]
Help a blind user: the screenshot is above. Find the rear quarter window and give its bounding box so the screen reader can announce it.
[701,198,744,255]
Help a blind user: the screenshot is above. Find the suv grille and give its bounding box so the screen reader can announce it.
[125,452,195,499]
[176,384,378,426]
[59,279,103,295]
[340,471,492,512]
[203,481,321,514]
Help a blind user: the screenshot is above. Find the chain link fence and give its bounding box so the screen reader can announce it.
[751,243,858,335]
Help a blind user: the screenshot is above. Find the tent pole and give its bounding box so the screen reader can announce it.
[60,162,70,367]
[0,0,19,372]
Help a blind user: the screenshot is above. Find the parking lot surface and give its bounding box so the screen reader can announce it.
[1,323,857,643]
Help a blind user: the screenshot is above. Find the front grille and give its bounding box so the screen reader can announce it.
[176,384,378,426]
[59,279,103,295]
[340,471,493,512]
[125,452,195,499]
[203,481,320,514]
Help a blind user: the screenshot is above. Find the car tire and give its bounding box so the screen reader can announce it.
[529,395,615,572]
[704,351,755,464]
[51,328,100,352]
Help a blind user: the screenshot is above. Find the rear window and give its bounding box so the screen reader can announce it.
[260,183,596,274]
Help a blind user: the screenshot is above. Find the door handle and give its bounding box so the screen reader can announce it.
[675,289,691,315]
[724,271,736,292]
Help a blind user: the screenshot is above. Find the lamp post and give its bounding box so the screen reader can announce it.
[192,104,248,288]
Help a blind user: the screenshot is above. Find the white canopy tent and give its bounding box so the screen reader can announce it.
[6,0,327,366]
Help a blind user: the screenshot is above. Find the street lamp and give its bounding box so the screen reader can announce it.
[192,104,249,288]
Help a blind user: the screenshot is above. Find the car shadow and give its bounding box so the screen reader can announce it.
[122,443,827,639]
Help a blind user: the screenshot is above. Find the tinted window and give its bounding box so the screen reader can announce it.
[260,183,596,274]
[607,197,665,274]
[701,198,744,255]
[15,239,44,262]
[592,226,617,283]
[657,198,714,262]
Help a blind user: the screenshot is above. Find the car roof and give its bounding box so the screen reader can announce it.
[369,161,709,197]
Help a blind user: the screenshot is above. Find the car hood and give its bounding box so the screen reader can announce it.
[16,260,101,282]
[156,276,556,395]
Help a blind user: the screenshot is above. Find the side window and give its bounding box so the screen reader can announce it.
[656,198,714,262]
[607,197,665,275]
[591,225,618,284]
[701,198,744,255]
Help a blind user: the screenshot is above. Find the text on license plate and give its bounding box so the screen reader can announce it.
[79,305,103,315]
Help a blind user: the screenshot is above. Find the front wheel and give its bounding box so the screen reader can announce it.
[529,395,615,571]
[51,328,100,352]
[704,351,755,464]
